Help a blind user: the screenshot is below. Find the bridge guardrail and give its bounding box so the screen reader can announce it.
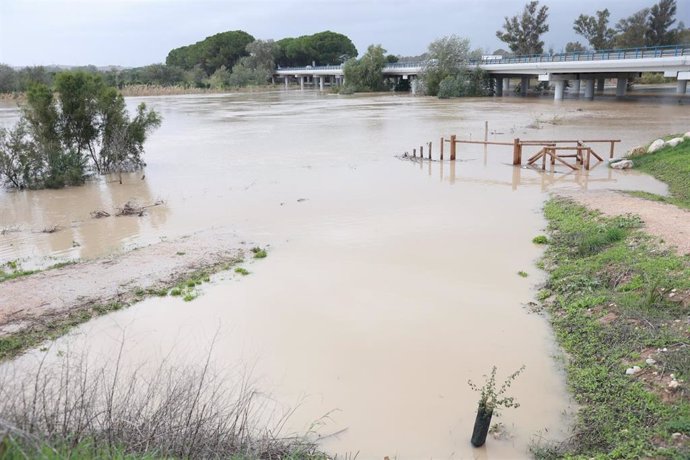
[275,44,690,73]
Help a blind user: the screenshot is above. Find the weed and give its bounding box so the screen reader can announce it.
[235,267,250,276]
[176,251,186,256]
[532,235,548,244]
[251,247,267,259]
[517,271,528,278]
[170,288,182,296]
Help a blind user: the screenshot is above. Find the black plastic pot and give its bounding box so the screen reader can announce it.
[470,406,493,447]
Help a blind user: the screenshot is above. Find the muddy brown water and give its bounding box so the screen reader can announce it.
[1,90,689,458]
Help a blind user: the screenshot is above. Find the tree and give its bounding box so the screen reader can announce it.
[166,30,255,75]
[342,45,386,92]
[0,72,161,189]
[0,64,19,93]
[496,1,549,55]
[614,8,650,48]
[565,41,587,52]
[573,9,616,50]
[386,54,399,63]
[647,0,677,46]
[275,31,357,67]
[421,35,471,96]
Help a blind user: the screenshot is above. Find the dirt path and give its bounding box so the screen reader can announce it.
[559,190,690,256]
[0,229,248,337]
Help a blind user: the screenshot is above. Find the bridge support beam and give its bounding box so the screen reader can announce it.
[299,76,304,90]
[284,76,289,89]
[597,78,605,93]
[495,77,503,96]
[677,80,688,94]
[520,77,529,96]
[616,77,627,97]
[554,80,565,100]
[319,76,324,91]
[503,78,510,93]
[571,80,580,96]
[584,79,595,99]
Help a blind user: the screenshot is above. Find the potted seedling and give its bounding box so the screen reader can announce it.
[467,365,525,447]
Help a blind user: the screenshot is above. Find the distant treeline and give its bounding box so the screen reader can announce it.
[1,0,689,96]
[0,30,360,94]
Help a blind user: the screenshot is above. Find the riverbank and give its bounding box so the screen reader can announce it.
[0,229,262,361]
[534,197,689,458]
[535,137,690,457]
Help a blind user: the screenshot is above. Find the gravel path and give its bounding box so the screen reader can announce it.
[0,229,248,336]
[559,190,690,256]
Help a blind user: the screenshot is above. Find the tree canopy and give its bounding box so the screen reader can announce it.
[496,1,550,55]
[275,31,357,67]
[166,30,255,75]
[573,9,616,50]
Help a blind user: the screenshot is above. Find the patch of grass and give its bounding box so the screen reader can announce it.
[251,246,267,259]
[517,270,529,277]
[532,235,548,244]
[632,138,690,209]
[532,198,690,459]
[0,254,248,363]
[234,267,250,276]
[176,251,186,256]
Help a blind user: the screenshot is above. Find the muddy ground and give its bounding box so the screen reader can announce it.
[0,229,248,338]
[560,190,690,256]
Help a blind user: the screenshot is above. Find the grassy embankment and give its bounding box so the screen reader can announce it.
[625,136,690,210]
[534,140,690,458]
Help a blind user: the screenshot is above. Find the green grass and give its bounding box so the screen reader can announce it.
[532,235,548,244]
[631,138,690,210]
[251,246,268,259]
[532,198,690,459]
[235,267,250,276]
[517,270,529,277]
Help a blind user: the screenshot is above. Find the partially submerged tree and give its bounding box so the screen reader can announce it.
[496,1,550,55]
[342,44,387,92]
[0,71,161,189]
[573,9,616,50]
[422,35,471,96]
[419,35,490,98]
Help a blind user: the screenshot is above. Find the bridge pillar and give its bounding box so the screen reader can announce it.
[284,76,289,89]
[554,80,565,100]
[677,80,688,94]
[571,80,581,96]
[596,78,605,93]
[616,77,627,97]
[520,77,529,96]
[503,78,510,93]
[319,76,324,91]
[584,79,595,99]
[299,76,304,90]
[495,77,503,96]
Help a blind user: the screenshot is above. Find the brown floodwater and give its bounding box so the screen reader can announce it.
[1,90,689,458]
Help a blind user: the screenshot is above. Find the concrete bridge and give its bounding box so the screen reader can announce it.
[274,44,690,99]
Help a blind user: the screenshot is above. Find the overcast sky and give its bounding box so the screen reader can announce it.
[1,0,688,67]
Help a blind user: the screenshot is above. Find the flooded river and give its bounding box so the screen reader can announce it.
[1,90,689,458]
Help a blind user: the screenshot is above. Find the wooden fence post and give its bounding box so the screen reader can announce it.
[484,121,488,142]
[428,142,432,160]
[512,138,521,165]
[450,135,457,161]
[440,137,444,160]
